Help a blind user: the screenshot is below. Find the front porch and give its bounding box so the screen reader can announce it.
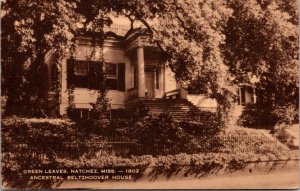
[123,29,187,105]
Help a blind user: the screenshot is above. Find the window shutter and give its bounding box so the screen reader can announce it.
[87,61,94,89]
[67,59,74,88]
[118,63,125,91]
[88,61,104,90]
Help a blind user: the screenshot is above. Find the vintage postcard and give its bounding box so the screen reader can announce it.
[1,0,299,189]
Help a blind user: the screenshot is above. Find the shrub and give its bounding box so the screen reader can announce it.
[131,101,150,119]
[2,115,297,189]
[271,105,298,125]
[115,110,223,156]
[57,151,297,177]
[130,112,194,155]
[238,103,299,129]
[2,116,77,155]
[1,117,77,188]
[1,117,115,171]
[90,91,111,120]
[237,103,278,128]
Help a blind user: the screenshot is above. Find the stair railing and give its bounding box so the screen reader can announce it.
[164,89,180,99]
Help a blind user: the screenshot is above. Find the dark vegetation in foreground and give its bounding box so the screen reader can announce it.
[2,106,298,189]
[238,103,299,128]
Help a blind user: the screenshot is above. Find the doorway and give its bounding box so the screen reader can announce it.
[145,69,155,98]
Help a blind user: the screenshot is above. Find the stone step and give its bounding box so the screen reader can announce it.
[134,98,216,121]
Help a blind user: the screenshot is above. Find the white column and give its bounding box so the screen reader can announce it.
[137,46,145,98]
[60,58,68,115]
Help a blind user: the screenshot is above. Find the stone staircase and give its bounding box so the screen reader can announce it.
[136,98,216,121]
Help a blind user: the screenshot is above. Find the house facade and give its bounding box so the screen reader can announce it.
[44,26,188,117]
[43,24,255,117]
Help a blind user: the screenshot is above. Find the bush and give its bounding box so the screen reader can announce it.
[237,103,278,128]
[1,117,77,188]
[113,110,223,156]
[2,116,77,157]
[2,115,297,189]
[271,105,298,125]
[132,112,195,155]
[238,103,299,129]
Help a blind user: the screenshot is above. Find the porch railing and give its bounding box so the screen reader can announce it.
[164,89,180,99]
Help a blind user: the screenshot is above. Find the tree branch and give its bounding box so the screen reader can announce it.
[139,19,166,54]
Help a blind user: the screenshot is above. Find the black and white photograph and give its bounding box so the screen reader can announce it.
[1,0,299,189]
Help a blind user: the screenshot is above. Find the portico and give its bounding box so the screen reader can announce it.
[124,29,168,101]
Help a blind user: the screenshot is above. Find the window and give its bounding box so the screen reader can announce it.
[106,64,118,90]
[104,63,125,91]
[67,59,103,89]
[71,108,90,120]
[106,64,117,77]
[67,59,125,91]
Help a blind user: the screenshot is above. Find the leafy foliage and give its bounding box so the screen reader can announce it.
[2,116,297,188]
[271,105,299,125]
[109,109,223,155]
[90,91,111,120]
[1,0,298,127]
[238,103,299,128]
[223,0,299,110]
[237,104,278,128]
[1,0,80,116]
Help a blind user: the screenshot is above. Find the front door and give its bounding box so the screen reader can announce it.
[145,72,154,98]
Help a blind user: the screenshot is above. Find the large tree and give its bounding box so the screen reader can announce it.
[1,0,80,116]
[222,0,298,108]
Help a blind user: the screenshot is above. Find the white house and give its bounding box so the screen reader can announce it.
[43,24,255,118]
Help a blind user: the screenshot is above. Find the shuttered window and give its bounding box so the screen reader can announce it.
[105,63,125,91]
[67,59,103,89]
[67,59,125,91]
